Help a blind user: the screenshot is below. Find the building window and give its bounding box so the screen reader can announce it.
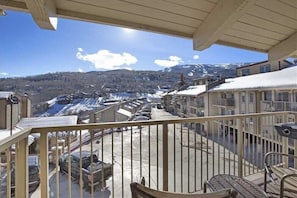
[249,93,254,103]
[276,92,289,101]
[241,92,245,102]
[242,68,250,76]
[263,91,272,101]
[260,64,271,73]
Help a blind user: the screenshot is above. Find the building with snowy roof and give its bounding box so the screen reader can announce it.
[208,66,297,142]
[174,85,207,118]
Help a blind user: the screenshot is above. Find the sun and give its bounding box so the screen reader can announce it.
[122,28,136,33]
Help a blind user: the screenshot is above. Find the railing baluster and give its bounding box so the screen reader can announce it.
[237,118,243,177]
[162,123,168,191]
[112,128,114,198]
[15,137,28,198]
[79,130,83,198]
[55,132,60,198]
[140,125,142,180]
[187,125,190,193]
[6,149,11,198]
[180,123,183,191]
[122,127,124,197]
[200,124,203,189]
[40,132,49,198]
[194,123,197,192]
[130,126,133,184]
[148,125,151,188]
[206,121,209,180]
[173,123,176,192]
[157,124,159,190]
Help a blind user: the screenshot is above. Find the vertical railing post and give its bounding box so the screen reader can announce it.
[40,132,49,198]
[162,123,168,191]
[282,114,289,167]
[15,137,28,198]
[237,118,243,177]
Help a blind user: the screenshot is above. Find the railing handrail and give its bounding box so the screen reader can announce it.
[30,111,293,133]
[0,128,32,153]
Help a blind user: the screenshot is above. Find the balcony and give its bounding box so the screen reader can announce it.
[214,98,235,107]
[0,110,296,198]
[262,101,297,112]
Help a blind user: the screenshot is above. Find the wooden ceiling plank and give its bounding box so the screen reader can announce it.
[226,29,279,45]
[0,0,28,12]
[64,0,201,28]
[219,34,271,52]
[269,31,297,61]
[123,0,208,20]
[233,22,285,40]
[279,0,297,8]
[24,0,57,30]
[164,0,215,12]
[56,8,194,38]
[247,4,297,29]
[193,0,256,51]
[256,0,297,20]
[239,14,294,35]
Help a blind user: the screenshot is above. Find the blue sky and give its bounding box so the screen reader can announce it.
[0,10,268,78]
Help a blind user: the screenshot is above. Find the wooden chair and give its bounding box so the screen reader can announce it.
[130,182,238,198]
[264,152,297,198]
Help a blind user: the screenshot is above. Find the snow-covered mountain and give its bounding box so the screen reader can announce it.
[163,63,251,78]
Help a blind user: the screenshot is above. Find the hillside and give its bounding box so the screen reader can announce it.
[0,63,246,106]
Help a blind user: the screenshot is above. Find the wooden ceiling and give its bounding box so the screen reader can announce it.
[1,0,296,61]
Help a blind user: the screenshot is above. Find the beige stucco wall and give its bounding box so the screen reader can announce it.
[237,60,291,77]
[0,99,6,129]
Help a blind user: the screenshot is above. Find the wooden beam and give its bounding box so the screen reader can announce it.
[15,138,28,198]
[193,0,255,51]
[24,0,57,30]
[268,31,297,61]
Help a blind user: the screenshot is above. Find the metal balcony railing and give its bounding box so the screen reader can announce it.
[262,101,297,112]
[0,111,296,198]
[215,98,235,107]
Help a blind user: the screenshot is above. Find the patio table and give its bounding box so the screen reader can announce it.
[204,174,268,198]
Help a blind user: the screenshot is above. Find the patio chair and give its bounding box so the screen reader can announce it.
[264,123,297,197]
[130,182,238,198]
[264,152,297,198]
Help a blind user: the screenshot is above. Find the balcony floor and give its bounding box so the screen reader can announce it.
[246,172,296,198]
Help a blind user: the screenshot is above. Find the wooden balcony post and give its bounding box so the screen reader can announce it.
[15,137,28,198]
[162,123,168,191]
[40,132,49,198]
[237,118,243,177]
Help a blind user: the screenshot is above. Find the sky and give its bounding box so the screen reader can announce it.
[0,10,268,78]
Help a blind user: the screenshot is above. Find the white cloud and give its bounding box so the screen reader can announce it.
[193,55,199,60]
[0,72,8,76]
[77,48,83,52]
[154,56,183,67]
[78,68,83,72]
[76,48,137,70]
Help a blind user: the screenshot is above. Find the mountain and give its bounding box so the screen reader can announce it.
[0,63,249,114]
[163,63,251,78]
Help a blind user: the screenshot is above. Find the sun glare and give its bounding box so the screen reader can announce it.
[122,28,135,33]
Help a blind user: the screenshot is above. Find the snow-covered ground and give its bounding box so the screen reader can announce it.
[39,97,104,117]
[38,90,165,117]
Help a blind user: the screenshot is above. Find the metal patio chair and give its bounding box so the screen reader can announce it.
[264,123,297,198]
[130,182,237,198]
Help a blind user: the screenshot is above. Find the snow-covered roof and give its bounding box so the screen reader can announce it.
[117,108,132,117]
[211,66,297,91]
[17,115,78,129]
[176,85,206,96]
[0,92,13,99]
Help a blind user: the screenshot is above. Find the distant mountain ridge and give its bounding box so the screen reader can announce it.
[163,63,252,78]
[0,63,251,107]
